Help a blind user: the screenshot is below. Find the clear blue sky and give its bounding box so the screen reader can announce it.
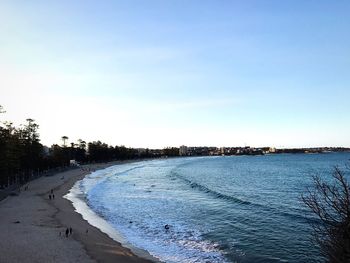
[1,1,349,148]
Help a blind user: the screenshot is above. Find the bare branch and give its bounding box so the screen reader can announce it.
[301,165,350,262]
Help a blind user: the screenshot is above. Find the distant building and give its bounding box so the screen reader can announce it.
[179,145,188,156]
[220,147,226,155]
[269,147,276,153]
[70,160,80,166]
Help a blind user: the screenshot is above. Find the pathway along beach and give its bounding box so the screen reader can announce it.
[0,162,155,263]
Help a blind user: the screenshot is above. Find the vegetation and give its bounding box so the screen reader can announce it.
[302,166,350,262]
[162,147,180,157]
[0,105,178,189]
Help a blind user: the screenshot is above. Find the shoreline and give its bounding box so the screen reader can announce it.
[0,160,157,263]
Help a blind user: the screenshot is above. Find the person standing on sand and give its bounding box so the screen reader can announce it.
[69,227,72,235]
[65,228,69,237]
[52,194,55,199]
[49,194,51,200]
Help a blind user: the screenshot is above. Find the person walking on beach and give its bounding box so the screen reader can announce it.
[49,194,51,200]
[65,228,69,237]
[69,227,72,235]
[52,194,55,199]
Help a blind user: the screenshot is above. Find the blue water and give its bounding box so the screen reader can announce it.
[78,153,350,262]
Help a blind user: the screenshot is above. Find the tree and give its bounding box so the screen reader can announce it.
[162,147,179,157]
[302,166,350,262]
[50,144,70,167]
[75,139,87,162]
[61,136,68,147]
[0,105,160,188]
[0,121,22,186]
[19,118,43,173]
[78,139,86,150]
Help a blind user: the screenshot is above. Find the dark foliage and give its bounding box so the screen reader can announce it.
[0,105,178,188]
[302,166,350,262]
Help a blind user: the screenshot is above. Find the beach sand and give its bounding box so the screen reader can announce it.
[0,162,155,263]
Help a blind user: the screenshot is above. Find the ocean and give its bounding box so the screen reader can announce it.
[67,153,350,263]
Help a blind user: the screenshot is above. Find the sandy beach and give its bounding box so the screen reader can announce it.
[0,162,155,263]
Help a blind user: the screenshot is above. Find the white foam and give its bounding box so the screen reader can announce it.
[80,160,229,263]
[64,178,158,262]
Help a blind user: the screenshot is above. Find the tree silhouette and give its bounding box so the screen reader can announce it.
[78,139,86,150]
[302,166,350,262]
[0,106,164,188]
[61,136,68,147]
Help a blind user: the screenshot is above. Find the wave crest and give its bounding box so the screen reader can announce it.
[171,171,252,205]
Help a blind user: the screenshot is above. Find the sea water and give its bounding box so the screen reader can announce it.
[73,153,350,262]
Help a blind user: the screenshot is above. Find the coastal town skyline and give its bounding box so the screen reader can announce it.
[1,1,350,148]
